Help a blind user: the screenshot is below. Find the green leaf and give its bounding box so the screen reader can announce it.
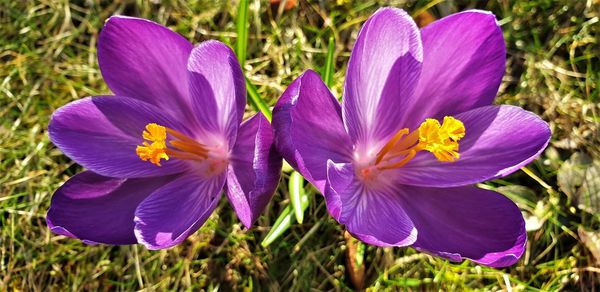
[235,0,271,119]
[289,171,306,223]
[261,190,310,247]
[235,0,249,65]
[261,204,292,247]
[246,78,272,121]
[322,36,335,87]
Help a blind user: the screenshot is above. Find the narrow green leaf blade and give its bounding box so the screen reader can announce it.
[235,0,271,120]
[261,204,293,247]
[289,171,306,223]
[235,0,249,65]
[322,36,335,87]
[261,193,310,247]
[246,78,272,121]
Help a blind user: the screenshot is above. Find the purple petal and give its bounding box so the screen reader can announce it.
[272,70,353,192]
[47,171,176,245]
[399,185,526,267]
[226,112,282,228]
[188,41,246,147]
[397,105,551,187]
[48,96,190,178]
[343,7,423,149]
[134,172,226,249]
[98,16,194,121]
[405,10,506,128]
[324,161,417,247]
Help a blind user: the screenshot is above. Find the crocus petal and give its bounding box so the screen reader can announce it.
[98,16,194,120]
[226,112,282,228]
[134,172,226,249]
[324,161,417,247]
[343,7,423,149]
[405,10,506,128]
[48,96,190,178]
[397,105,551,187]
[272,70,352,192]
[398,185,526,267]
[188,41,246,147]
[47,171,176,245]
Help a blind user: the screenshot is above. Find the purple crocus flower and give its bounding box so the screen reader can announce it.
[47,16,282,249]
[272,8,550,267]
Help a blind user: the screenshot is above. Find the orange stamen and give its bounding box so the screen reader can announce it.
[372,116,466,171]
[376,128,409,164]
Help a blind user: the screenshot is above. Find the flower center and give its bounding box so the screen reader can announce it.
[357,116,465,181]
[136,123,226,172]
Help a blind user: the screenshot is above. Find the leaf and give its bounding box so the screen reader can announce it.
[321,36,335,88]
[557,152,600,214]
[414,10,436,28]
[580,160,600,213]
[261,191,310,247]
[235,0,272,120]
[496,185,537,207]
[578,227,600,265]
[269,0,297,10]
[557,152,591,197]
[289,171,306,224]
[235,0,249,65]
[345,231,365,289]
[246,78,272,121]
[261,204,293,247]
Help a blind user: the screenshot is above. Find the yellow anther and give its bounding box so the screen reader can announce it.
[417,119,442,145]
[142,123,167,143]
[136,123,169,166]
[136,141,169,166]
[136,123,211,167]
[417,116,465,162]
[440,116,465,141]
[422,139,460,162]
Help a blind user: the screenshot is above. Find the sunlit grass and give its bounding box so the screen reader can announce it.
[1,0,598,290]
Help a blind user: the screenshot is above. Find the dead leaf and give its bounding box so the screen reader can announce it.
[557,152,600,213]
[579,227,600,265]
[345,231,365,290]
[269,0,297,10]
[415,11,436,28]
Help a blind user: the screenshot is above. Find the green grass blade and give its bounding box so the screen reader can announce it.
[261,191,310,247]
[246,78,272,121]
[235,0,249,65]
[289,171,306,224]
[236,0,271,118]
[322,36,335,87]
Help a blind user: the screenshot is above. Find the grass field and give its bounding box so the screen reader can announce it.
[1,0,599,290]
